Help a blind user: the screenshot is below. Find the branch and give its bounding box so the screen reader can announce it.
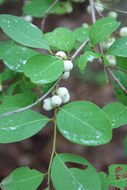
[41,0,59,32]
[0,38,89,118]
[89,0,127,95]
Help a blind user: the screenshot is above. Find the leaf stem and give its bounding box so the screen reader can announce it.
[47,108,58,188]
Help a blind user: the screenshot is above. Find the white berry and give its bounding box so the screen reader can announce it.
[87,5,91,14]
[62,93,70,104]
[0,85,2,92]
[55,51,67,60]
[43,98,53,111]
[64,60,73,72]
[24,15,33,22]
[106,55,116,66]
[62,72,70,80]
[56,87,68,99]
[82,22,89,28]
[51,95,62,107]
[120,27,127,37]
[108,11,118,19]
[95,2,104,13]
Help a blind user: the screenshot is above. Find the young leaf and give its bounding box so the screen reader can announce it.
[0,167,44,190]
[108,164,127,189]
[108,37,127,57]
[44,27,75,52]
[124,134,127,158]
[23,0,54,18]
[89,17,120,45]
[113,71,127,105]
[23,54,64,84]
[103,102,127,129]
[51,153,101,190]
[0,110,49,143]
[116,56,127,70]
[0,41,39,72]
[0,14,49,50]
[0,93,35,114]
[73,27,89,43]
[78,51,101,73]
[57,101,112,146]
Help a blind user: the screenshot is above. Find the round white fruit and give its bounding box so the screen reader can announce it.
[62,93,70,104]
[64,60,73,72]
[0,85,2,92]
[24,15,33,22]
[56,87,68,99]
[82,22,89,28]
[95,2,104,13]
[51,95,62,107]
[108,11,118,19]
[106,55,116,66]
[43,98,53,111]
[62,72,70,79]
[55,51,67,59]
[120,27,127,37]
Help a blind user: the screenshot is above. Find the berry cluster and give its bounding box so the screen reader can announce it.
[43,51,73,111]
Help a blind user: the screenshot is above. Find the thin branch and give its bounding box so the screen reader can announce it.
[71,38,89,61]
[107,68,127,95]
[89,0,127,95]
[41,0,59,32]
[0,38,89,118]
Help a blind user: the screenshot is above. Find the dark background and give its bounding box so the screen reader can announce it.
[0,0,127,189]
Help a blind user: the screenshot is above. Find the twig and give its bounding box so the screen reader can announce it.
[0,38,89,118]
[71,38,89,61]
[89,0,127,95]
[41,0,59,32]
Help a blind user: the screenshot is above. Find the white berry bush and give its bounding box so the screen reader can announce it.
[0,0,127,190]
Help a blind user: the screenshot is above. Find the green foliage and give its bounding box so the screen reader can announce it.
[78,51,101,73]
[51,153,101,190]
[57,101,112,146]
[113,71,127,105]
[108,37,127,57]
[0,0,4,5]
[0,167,44,190]
[0,41,39,72]
[23,54,64,84]
[89,17,120,45]
[99,172,108,190]
[108,164,127,189]
[0,110,49,143]
[73,27,89,43]
[116,56,127,70]
[0,14,49,50]
[44,27,76,52]
[103,102,127,129]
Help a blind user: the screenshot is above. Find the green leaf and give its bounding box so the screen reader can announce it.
[57,101,112,146]
[124,134,127,158]
[116,57,127,70]
[0,167,44,190]
[89,17,120,45]
[0,110,49,143]
[103,102,127,129]
[44,27,75,52]
[41,82,55,94]
[113,71,127,105]
[51,153,101,190]
[108,37,127,57]
[23,0,54,18]
[0,66,15,84]
[53,2,73,15]
[0,0,4,5]
[108,164,127,189]
[0,40,15,60]
[99,172,108,190]
[23,54,64,84]
[73,27,89,43]
[0,14,49,50]
[0,93,35,114]
[78,51,101,73]
[0,41,39,72]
